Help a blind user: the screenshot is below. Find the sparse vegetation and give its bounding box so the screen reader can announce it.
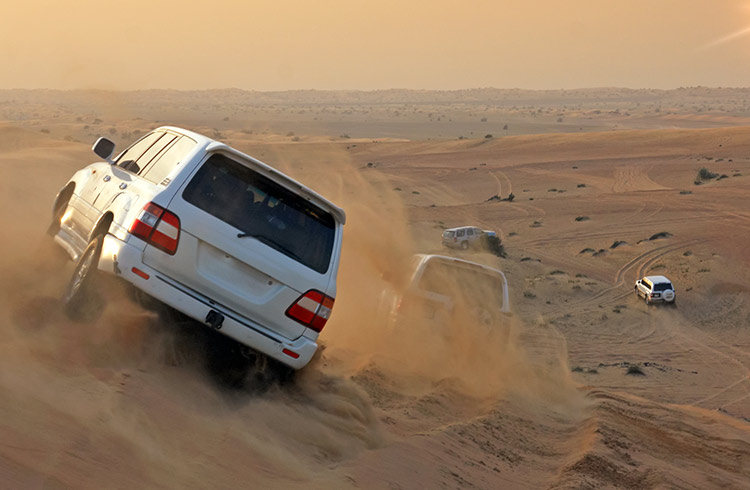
[697,167,718,180]
[649,231,672,240]
[577,183,586,188]
[610,240,627,249]
[523,291,537,298]
[485,134,493,139]
[679,190,692,195]
[626,365,645,376]
[579,248,595,254]
[575,216,590,222]
[550,270,566,275]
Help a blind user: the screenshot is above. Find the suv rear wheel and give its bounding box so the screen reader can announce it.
[63,235,104,321]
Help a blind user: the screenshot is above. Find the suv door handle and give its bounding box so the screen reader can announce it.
[119,183,127,190]
[103,175,111,182]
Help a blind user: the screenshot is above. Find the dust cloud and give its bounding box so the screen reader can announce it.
[0,133,575,487]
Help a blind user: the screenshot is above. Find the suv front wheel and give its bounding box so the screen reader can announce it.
[63,235,104,321]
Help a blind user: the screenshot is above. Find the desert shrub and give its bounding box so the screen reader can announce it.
[550,270,566,275]
[523,291,536,298]
[393,187,402,191]
[484,235,506,258]
[485,134,493,139]
[718,174,729,180]
[610,240,627,249]
[579,248,595,254]
[572,366,584,372]
[411,191,420,195]
[626,365,645,376]
[577,183,586,188]
[548,188,558,192]
[697,167,718,180]
[575,216,590,222]
[649,231,672,240]
[679,190,692,195]
[506,193,515,202]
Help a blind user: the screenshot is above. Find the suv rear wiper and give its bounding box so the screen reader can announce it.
[237,232,304,263]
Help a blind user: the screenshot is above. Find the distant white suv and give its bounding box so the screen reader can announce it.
[442,226,497,250]
[49,127,345,370]
[634,275,676,305]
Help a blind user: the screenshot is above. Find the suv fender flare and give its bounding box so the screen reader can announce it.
[89,212,114,242]
[51,182,75,217]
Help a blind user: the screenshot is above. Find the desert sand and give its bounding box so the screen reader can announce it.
[0,89,749,489]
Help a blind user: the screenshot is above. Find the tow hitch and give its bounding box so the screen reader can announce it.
[205,310,224,330]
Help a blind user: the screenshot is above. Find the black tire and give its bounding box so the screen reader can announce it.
[62,235,104,321]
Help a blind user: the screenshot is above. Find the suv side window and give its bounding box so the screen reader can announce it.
[116,132,165,172]
[141,135,197,185]
[457,229,466,237]
[466,228,474,236]
[134,133,177,175]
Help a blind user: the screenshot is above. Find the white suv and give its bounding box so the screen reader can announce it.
[442,226,496,250]
[379,254,511,332]
[634,275,676,305]
[49,127,345,370]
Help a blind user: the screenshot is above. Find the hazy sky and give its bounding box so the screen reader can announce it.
[3,0,750,90]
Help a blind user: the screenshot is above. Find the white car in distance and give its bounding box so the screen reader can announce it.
[634,275,676,305]
[49,126,345,371]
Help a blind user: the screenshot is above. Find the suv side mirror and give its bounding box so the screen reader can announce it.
[92,137,116,163]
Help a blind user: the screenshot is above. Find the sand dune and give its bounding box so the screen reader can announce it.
[1,95,750,488]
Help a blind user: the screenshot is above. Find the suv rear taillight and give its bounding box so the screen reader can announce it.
[285,290,335,333]
[129,202,181,255]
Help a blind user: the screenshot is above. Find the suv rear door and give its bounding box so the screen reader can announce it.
[143,152,338,341]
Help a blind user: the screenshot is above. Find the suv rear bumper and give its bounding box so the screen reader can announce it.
[98,234,318,370]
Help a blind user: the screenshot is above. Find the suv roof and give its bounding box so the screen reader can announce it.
[445,225,477,231]
[158,126,346,225]
[644,275,672,285]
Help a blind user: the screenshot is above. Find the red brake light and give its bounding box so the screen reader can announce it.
[129,202,181,255]
[286,290,335,333]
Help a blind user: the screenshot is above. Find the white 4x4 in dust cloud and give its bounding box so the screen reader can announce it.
[49,127,346,370]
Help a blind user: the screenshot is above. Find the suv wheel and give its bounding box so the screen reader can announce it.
[460,241,469,250]
[63,235,104,321]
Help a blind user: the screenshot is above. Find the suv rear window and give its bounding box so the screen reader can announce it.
[183,154,335,273]
[653,282,673,292]
[443,231,455,238]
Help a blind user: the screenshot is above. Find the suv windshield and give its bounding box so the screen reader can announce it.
[183,154,336,273]
[653,282,673,292]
